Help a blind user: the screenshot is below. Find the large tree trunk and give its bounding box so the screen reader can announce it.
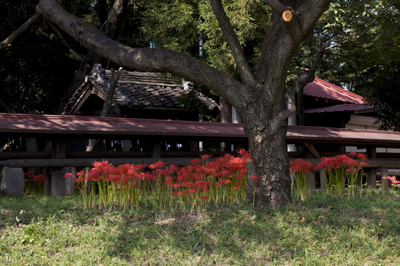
[242,89,292,207]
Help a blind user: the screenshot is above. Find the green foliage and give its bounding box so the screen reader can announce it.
[0,1,82,114]
[141,0,271,78]
[199,0,271,76]
[293,0,400,93]
[141,0,201,53]
[0,33,77,113]
[360,61,400,131]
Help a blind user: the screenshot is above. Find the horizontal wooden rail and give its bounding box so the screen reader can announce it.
[0,158,217,168]
[299,158,400,169]
[1,158,400,169]
[0,151,235,160]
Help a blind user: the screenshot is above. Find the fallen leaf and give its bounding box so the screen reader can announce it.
[298,217,305,222]
[379,222,384,226]
[332,237,337,240]
[196,256,201,262]
[20,210,24,214]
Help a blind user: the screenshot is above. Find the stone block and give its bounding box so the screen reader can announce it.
[1,167,25,196]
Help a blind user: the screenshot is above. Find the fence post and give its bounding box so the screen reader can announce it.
[50,139,67,195]
[319,170,326,190]
[306,171,316,189]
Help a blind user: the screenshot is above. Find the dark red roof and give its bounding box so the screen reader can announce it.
[1,113,400,147]
[304,78,365,104]
[304,103,373,114]
[0,113,245,141]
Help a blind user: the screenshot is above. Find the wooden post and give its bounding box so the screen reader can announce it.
[85,167,91,195]
[366,146,377,188]
[356,171,363,187]
[306,171,316,189]
[236,143,244,152]
[319,170,326,190]
[379,167,389,192]
[43,167,51,195]
[50,139,67,195]
[151,142,161,158]
[366,168,377,188]
[122,140,131,151]
[190,141,199,152]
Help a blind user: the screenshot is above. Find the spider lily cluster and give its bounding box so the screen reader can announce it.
[67,151,251,211]
[23,171,46,196]
[290,153,368,200]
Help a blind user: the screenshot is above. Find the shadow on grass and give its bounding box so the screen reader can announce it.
[1,188,400,264]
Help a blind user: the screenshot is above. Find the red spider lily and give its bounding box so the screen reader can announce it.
[382,176,397,182]
[169,164,178,172]
[191,158,201,165]
[290,159,313,174]
[63,173,73,178]
[358,162,367,168]
[201,154,211,159]
[76,170,85,177]
[250,176,258,181]
[24,171,34,177]
[150,160,164,169]
[24,172,46,195]
[201,195,209,200]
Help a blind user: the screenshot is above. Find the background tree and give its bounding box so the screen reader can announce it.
[292,0,400,125]
[361,61,400,131]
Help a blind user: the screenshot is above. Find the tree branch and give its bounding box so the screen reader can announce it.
[36,0,249,110]
[47,20,83,60]
[264,0,293,20]
[100,67,123,117]
[210,0,255,88]
[0,12,41,50]
[256,0,331,87]
[104,0,126,38]
[296,48,325,125]
[272,104,297,130]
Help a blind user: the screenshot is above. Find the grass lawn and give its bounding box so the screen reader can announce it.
[1,188,400,265]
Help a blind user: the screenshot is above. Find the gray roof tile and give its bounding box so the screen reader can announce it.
[62,64,219,115]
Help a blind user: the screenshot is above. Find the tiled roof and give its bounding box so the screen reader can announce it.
[62,64,218,115]
[304,103,373,114]
[304,77,365,104]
